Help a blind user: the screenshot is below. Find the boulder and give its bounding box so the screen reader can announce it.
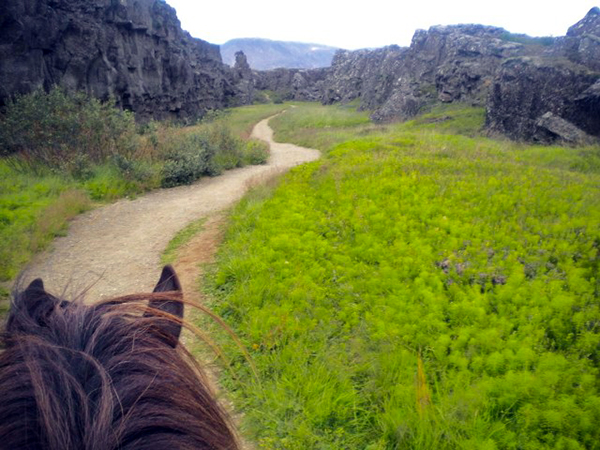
[534,112,594,145]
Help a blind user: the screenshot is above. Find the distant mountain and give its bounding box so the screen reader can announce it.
[221,38,340,70]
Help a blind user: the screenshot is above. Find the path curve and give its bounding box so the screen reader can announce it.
[24,112,320,299]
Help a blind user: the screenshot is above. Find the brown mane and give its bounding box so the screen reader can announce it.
[0,266,239,449]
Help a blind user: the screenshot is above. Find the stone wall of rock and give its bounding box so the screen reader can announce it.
[321,45,407,109]
[342,25,525,122]
[253,67,328,101]
[256,24,526,122]
[485,58,599,142]
[0,0,236,121]
[486,7,600,143]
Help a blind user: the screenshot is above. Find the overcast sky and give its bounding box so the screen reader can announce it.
[164,1,598,50]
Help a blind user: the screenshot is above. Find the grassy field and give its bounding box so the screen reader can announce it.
[204,103,600,449]
[0,100,287,285]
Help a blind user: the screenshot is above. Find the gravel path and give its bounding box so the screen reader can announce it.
[24,111,320,299]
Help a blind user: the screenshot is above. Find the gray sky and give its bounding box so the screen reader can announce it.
[165,1,598,50]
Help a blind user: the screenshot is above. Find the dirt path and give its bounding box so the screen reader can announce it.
[24,111,320,299]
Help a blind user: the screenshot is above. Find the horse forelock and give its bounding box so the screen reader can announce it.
[0,289,239,450]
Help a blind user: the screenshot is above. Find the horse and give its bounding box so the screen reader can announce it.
[0,265,239,449]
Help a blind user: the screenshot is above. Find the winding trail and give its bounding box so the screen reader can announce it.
[24,111,320,299]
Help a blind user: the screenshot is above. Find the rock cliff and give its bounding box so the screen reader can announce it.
[253,67,328,102]
[256,25,527,122]
[486,7,600,143]
[0,0,235,121]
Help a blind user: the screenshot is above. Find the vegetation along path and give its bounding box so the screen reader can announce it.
[23,111,320,299]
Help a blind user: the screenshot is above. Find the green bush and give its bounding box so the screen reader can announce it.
[160,122,268,188]
[209,122,245,171]
[0,87,138,174]
[242,139,269,165]
[161,134,217,187]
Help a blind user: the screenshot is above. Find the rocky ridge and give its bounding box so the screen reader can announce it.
[252,8,600,144]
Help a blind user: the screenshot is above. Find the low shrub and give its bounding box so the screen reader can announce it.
[242,139,269,165]
[209,122,245,171]
[161,134,218,187]
[160,122,267,188]
[0,87,138,173]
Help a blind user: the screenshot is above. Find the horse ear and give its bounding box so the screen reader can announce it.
[22,278,55,313]
[153,265,182,293]
[146,265,184,347]
[7,278,58,331]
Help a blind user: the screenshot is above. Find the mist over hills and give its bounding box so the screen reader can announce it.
[221,38,340,70]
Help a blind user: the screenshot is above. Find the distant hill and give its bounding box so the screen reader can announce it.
[221,38,339,70]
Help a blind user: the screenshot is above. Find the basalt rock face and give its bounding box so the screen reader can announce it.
[230,51,254,105]
[311,25,525,122]
[485,57,599,142]
[360,25,525,122]
[0,0,235,121]
[562,6,600,71]
[486,8,600,143]
[321,45,407,109]
[266,24,526,123]
[253,67,328,101]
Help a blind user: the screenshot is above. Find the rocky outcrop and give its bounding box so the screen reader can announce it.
[0,0,236,121]
[485,57,599,143]
[369,25,525,121]
[486,8,600,143]
[561,6,600,71]
[263,24,526,122]
[321,45,407,108]
[253,67,328,101]
[254,9,599,144]
[231,51,254,105]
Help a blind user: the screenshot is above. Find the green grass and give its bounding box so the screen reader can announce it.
[270,102,372,151]
[203,103,600,449]
[217,103,289,138]
[0,162,91,281]
[161,217,207,265]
